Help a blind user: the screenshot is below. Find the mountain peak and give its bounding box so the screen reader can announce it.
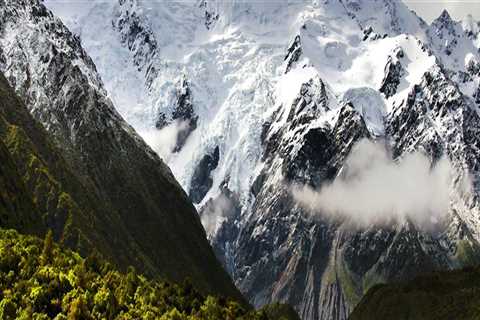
[436,9,455,25]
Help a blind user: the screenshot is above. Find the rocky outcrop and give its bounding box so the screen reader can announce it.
[113,0,159,86]
[200,0,220,30]
[285,36,302,73]
[156,76,198,152]
[189,146,220,203]
[379,50,405,98]
[430,10,458,56]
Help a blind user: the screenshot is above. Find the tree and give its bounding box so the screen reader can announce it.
[41,230,54,265]
[67,296,88,320]
[159,308,186,320]
[0,298,17,319]
[199,296,223,320]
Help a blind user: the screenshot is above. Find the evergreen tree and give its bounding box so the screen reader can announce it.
[41,230,54,265]
[0,229,300,320]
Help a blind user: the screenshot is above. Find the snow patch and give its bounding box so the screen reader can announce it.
[342,87,387,136]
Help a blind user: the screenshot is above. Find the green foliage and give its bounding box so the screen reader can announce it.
[0,228,298,320]
[0,298,16,320]
[41,230,54,265]
[258,303,301,320]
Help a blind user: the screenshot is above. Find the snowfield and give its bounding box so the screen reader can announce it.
[45,0,451,207]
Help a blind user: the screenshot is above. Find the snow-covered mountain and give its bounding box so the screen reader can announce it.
[37,0,480,319]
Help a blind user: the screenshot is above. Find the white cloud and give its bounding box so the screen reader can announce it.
[200,194,235,236]
[292,139,459,229]
[140,120,189,161]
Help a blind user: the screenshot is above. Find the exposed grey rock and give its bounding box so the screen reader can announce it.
[189,146,220,204]
[156,76,198,153]
[285,35,302,73]
[200,0,219,30]
[379,55,404,98]
[212,66,480,320]
[113,0,159,87]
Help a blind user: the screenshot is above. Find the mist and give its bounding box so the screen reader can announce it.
[292,139,456,228]
[140,120,189,161]
[200,194,235,236]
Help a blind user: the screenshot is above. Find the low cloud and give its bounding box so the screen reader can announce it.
[292,139,459,228]
[140,120,189,161]
[200,194,235,236]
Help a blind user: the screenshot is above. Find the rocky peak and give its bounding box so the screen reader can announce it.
[332,103,371,164]
[431,9,457,36]
[340,0,425,36]
[437,9,454,26]
[430,9,461,56]
[262,77,337,173]
[288,78,331,126]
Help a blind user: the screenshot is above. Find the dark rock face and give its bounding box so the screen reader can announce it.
[156,77,198,153]
[362,26,384,41]
[200,0,219,30]
[285,35,302,73]
[379,54,404,98]
[203,186,242,275]
[282,126,335,184]
[223,77,373,320]
[189,146,220,204]
[466,57,480,76]
[428,9,461,57]
[114,0,159,87]
[171,78,198,152]
[206,65,480,320]
[0,0,242,301]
